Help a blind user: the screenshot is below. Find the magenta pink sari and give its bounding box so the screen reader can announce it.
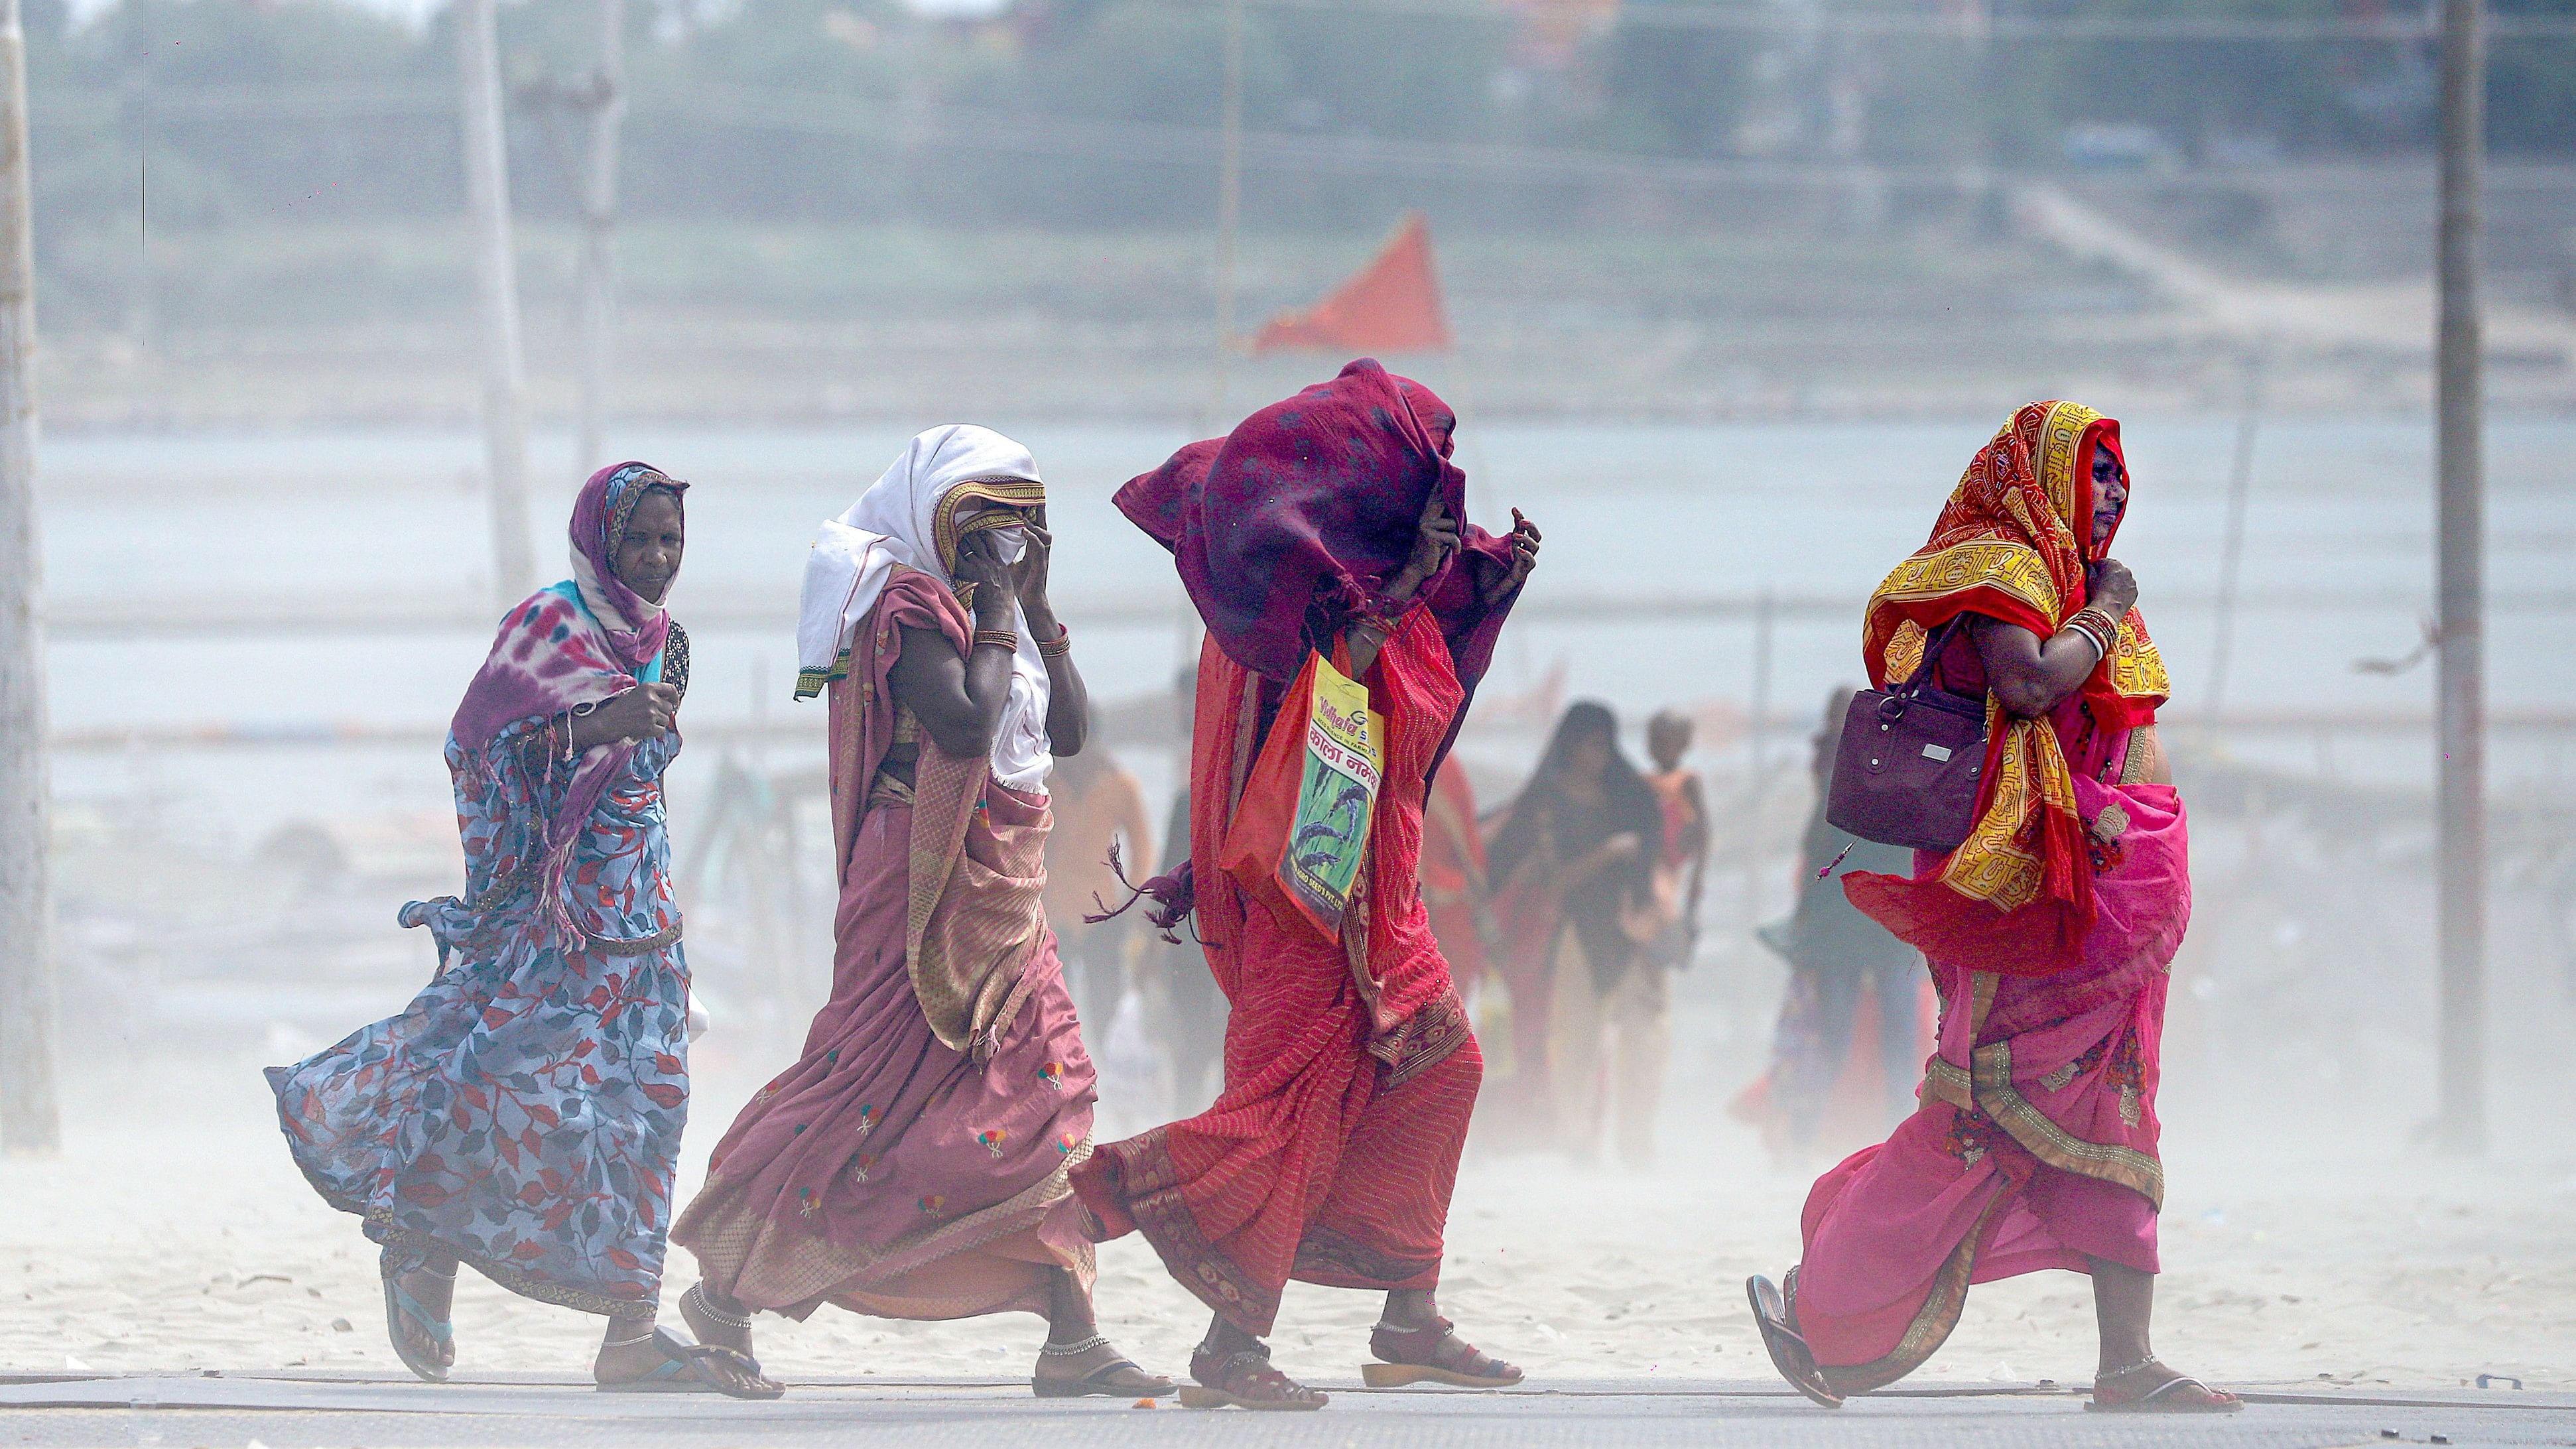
[1791,724,2186,1394]
[671,570,1096,1321]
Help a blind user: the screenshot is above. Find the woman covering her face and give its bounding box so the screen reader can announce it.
[1072,359,1541,1409]
[271,464,773,1395]
[667,426,1168,1400]
[1750,401,2240,1415]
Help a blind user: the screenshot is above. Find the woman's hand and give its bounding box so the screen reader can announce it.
[954,530,1019,627]
[1011,511,1059,633]
[572,681,678,751]
[1476,507,1541,607]
[2086,558,2139,620]
[1385,495,1462,605]
[1558,830,1643,887]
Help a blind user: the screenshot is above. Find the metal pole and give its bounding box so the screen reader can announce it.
[1209,0,1245,420]
[458,0,536,608]
[574,0,625,479]
[2433,0,2486,1156]
[1742,588,1773,934]
[0,0,60,1155]
[2203,351,2264,732]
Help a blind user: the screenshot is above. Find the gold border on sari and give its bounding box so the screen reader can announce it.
[1970,1038,2165,1208]
[1807,1192,2010,1397]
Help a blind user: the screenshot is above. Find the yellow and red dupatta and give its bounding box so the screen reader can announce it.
[1842,401,2169,975]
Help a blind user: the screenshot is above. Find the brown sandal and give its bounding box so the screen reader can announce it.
[1362,1315,1524,1389]
[1748,1273,1844,1409]
[2087,1361,2244,1414]
[1179,1345,1329,1411]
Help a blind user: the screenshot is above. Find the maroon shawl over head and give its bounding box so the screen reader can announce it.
[1114,358,1517,715]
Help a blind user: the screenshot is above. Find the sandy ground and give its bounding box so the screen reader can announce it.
[4,1064,2571,1396]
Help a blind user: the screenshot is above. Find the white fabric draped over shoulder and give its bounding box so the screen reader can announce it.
[795,424,1054,793]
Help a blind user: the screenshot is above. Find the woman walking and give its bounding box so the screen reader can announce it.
[667,426,1167,1399]
[1748,401,2237,1413]
[1488,702,1669,1166]
[1074,360,1541,1409]
[269,463,769,1395]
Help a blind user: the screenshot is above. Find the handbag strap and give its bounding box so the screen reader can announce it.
[1890,616,1970,701]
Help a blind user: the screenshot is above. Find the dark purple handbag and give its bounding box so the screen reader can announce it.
[1826,619,1989,854]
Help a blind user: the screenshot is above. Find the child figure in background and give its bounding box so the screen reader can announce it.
[1643,710,1711,971]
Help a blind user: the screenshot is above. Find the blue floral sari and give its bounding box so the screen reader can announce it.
[270,466,695,1318]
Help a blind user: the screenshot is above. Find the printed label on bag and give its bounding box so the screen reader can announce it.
[1921,743,1953,762]
[1282,657,1384,924]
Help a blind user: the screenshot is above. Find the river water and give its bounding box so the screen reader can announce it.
[33,413,2575,844]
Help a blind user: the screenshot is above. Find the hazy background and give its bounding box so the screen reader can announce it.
[21,0,2576,1206]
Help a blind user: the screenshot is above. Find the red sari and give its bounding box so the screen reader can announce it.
[1071,608,1478,1334]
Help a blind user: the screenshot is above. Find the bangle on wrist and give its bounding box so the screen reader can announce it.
[972,628,1020,653]
[2062,612,2113,662]
[1035,623,1071,659]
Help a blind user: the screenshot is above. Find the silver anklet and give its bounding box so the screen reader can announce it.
[687,1285,753,1329]
[602,1332,655,1350]
[1041,1334,1108,1357]
[2099,1354,2159,1379]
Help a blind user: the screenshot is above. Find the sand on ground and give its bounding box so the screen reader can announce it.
[4,1064,2569,1395]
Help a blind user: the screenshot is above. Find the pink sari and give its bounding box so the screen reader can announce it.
[1791,720,2185,1394]
[671,570,1096,1320]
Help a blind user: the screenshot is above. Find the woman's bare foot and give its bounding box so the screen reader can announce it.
[381,1249,456,1381]
[592,1318,667,1385]
[1031,1334,1174,1397]
[2089,1359,2244,1413]
[1029,1267,1171,1397]
[678,1284,759,1364]
[594,1318,783,1398]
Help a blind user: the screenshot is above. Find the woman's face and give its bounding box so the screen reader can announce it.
[1567,731,1614,785]
[615,489,685,603]
[950,498,1035,566]
[2089,444,2128,554]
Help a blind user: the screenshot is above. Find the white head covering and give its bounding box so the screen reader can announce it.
[795,424,1053,792]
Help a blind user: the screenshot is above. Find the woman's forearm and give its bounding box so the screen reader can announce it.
[1029,613,1088,754]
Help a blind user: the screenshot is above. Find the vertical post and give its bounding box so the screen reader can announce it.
[2203,350,2264,731]
[458,0,535,608]
[1742,589,1774,934]
[2432,0,2486,1155]
[574,0,626,478]
[1208,0,1245,419]
[122,3,151,361]
[0,0,60,1155]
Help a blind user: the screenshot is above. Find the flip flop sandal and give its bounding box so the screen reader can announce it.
[1747,1274,1843,1409]
[596,1327,785,1399]
[2087,1373,2244,1413]
[1032,1357,1175,1399]
[379,1263,454,1385]
[1179,1348,1329,1411]
[1362,1315,1525,1389]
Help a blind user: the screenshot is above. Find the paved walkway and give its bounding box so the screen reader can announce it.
[4,1373,2570,1448]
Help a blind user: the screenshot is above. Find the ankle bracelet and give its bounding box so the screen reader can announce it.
[2100,1354,2159,1379]
[687,1285,753,1328]
[602,1332,655,1349]
[1040,1334,1108,1357]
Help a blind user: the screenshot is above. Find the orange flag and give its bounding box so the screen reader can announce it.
[1250,213,1453,354]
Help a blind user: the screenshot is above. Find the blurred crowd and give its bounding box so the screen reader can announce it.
[1042,690,1927,1170]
